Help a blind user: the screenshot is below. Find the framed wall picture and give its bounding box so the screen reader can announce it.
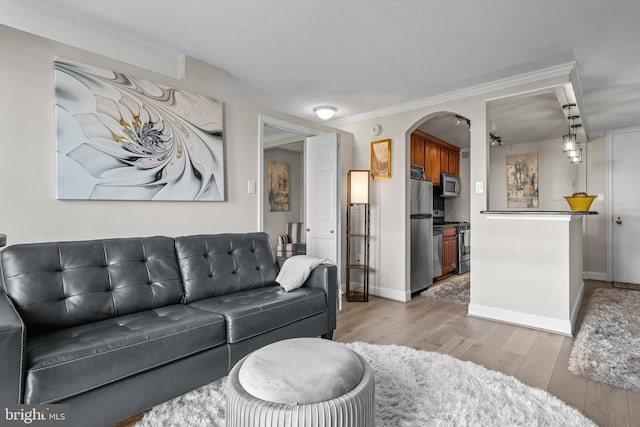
[370,139,391,180]
[507,152,539,208]
[268,161,290,211]
[54,59,225,201]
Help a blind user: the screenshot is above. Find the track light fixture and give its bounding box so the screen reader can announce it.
[454,115,471,131]
[490,132,502,148]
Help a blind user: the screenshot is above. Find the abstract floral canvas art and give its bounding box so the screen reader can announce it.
[55,60,225,201]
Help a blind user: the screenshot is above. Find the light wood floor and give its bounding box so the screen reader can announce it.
[335,279,640,427]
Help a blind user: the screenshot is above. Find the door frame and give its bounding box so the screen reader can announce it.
[257,115,324,232]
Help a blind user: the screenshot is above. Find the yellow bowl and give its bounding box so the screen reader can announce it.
[564,195,596,211]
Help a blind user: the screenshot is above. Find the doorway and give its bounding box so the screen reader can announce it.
[258,116,341,271]
[407,111,472,223]
[406,111,471,295]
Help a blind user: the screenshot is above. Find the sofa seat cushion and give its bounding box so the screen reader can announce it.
[188,286,326,343]
[23,305,226,404]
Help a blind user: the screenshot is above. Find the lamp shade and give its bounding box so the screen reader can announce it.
[348,170,370,204]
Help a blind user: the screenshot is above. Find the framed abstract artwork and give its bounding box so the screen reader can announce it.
[268,161,290,211]
[507,152,538,208]
[54,59,225,201]
[370,139,391,179]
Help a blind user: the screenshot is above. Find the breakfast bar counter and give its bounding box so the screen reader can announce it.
[469,211,597,336]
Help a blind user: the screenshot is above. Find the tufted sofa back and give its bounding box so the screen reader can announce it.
[0,236,183,336]
[175,233,278,303]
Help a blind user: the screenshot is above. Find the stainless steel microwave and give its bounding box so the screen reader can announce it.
[440,173,461,197]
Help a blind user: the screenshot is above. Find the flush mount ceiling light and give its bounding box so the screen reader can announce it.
[313,106,337,121]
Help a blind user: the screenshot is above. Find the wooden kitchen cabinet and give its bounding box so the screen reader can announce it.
[449,149,460,176]
[440,149,449,174]
[410,130,460,186]
[442,226,458,276]
[426,141,441,184]
[410,133,425,170]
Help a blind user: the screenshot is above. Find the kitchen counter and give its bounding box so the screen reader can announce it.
[469,212,588,336]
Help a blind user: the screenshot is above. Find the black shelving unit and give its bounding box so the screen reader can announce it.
[345,170,370,302]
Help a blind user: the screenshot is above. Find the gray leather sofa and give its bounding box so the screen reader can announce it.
[0,232,337,427]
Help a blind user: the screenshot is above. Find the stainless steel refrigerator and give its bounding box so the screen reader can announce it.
[410,178,434,293]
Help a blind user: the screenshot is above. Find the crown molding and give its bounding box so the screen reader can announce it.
[328,62,576,127]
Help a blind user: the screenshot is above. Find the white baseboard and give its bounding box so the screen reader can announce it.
[468,304,573,336]
[569,281,585,335]
[340,284,409,302]
[369,284,410,302]
[583,271,608,281]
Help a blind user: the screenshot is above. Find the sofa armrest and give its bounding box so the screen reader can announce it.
[0,291,25,403]
[302,264,338,333]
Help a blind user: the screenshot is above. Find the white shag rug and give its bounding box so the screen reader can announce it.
[137,342,594,426]
[569,287,640,392]
[421,273,470,305]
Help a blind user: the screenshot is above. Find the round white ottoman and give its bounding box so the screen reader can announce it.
[226,338,375,427]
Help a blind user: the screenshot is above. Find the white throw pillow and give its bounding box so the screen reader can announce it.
[276,255,330,292]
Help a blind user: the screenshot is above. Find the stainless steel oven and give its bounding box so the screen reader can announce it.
[456,223,470,274]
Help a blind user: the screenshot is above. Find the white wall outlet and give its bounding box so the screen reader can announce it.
[247,180,256,194]
[475,181,484,193]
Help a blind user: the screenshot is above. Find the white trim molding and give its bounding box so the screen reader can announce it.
[583,271,607,281]
[329,62,576,127]
[468,304,574,336]
[369,284,410,303]
[468,280,584,337]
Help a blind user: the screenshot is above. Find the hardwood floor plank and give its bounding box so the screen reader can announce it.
[437,334,476,358]
[500,326,539,356]
[485,348,525,376]
[514,330,564,390]
[458,322,514,366]
[627,390,640,427]
[584,381,631,427]
[547,336,588,412]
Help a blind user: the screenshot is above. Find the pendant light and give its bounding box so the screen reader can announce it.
[562,104,578,153]
[562,104,583,164]
[570,148,583,164]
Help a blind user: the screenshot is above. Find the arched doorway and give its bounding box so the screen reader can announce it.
[406,112,471,295]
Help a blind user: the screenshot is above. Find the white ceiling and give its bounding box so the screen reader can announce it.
[3,1,640,143]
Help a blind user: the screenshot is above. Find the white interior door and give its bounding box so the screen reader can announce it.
[611,129,640,284]
[305,133,339,266]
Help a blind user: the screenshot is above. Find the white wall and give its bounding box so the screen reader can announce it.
[488,138,580,211]
[263,148,303,250]
[0,24,347,245]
